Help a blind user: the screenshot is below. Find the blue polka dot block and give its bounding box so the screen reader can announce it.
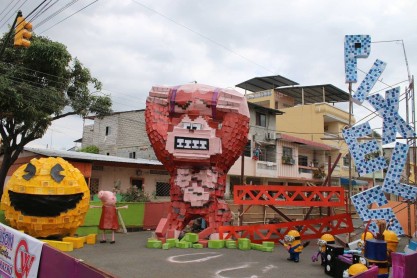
[351,186,387,221]
[353,59,386,104]
[366,87,416,145]
[343,123,387,175]
[383,142,417,201]
[344,35,371,83]
[351,186,405,235]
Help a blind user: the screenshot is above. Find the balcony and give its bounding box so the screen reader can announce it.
[256,161,277,178]
[323,132,341,149]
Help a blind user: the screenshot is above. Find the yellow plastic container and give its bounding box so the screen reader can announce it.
[86,234,97,245]
[42,240,74,252]
[63,237,85,249]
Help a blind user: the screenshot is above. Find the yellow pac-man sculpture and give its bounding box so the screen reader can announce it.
[1,157,90,238]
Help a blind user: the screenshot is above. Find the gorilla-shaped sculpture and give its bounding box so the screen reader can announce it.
[145,84,249,239]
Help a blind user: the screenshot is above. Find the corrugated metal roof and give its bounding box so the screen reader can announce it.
[276,84,349,105]
[236,75,299,92]
[248,102,284,115]
[24,147,162,166]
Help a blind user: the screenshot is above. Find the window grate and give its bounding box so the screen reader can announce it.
[156,182,170,197]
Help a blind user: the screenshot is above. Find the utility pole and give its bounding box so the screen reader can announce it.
[0,11,21,59]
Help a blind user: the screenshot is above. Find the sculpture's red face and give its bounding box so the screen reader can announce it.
[166,114,221,165]
[146,84,250,174]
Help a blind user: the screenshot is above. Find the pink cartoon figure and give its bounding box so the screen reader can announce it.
[145,83,250,240]
[91,190,128,244]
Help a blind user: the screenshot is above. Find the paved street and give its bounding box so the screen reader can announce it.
[70,231,329,278]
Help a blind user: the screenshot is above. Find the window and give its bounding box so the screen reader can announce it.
[256,112,266,127]
[156,182,170,197]
[298,155,308,166]
[343,154,350,166]
[105,126,111,136]
[244,140,252,157]
[129,152,136,159]
[89,178,99,200]
[282,147,294,165]
[131,178,143,190]
[283,147,293,158]
[264,145,276,162]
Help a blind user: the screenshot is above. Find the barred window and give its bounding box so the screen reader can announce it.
[298,155,308,166]
[156,182,170,197]
[244,140,251,157]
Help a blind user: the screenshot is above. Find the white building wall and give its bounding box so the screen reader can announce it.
[277,141,299,178]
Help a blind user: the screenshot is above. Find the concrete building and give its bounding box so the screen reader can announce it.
[240,75,384,188]
[2,147,169,201]
[82,110,156,160]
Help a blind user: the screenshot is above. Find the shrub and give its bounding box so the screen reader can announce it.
[120,186,150,202]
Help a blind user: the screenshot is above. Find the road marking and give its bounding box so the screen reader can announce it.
[167,252,223,263]
[261,264,278,273]
[214,263,258,278]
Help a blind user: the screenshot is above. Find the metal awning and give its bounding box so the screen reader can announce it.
[276,84,349,105]
[278,133,331,151]
[248,102,284,115]
[236,75,299,92]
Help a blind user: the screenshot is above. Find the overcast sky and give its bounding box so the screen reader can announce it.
[1,0,416,150]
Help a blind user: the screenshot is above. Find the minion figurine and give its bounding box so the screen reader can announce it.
[382,229,398,263]
[283,230,305,263]
[312,233,335,265]
[358,231,374,254]
[342,263,368,277]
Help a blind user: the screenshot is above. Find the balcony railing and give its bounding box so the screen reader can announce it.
[257,161,277,171]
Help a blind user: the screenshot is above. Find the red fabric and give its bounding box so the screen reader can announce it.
[99,205,119,230]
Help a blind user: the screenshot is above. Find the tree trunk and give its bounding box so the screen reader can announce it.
[0,150,12,197]
[0,146,22,197]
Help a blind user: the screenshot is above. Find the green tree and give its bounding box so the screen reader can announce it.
[78,145,99,154]
[0,34,112,196]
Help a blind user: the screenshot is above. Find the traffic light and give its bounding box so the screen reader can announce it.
[14,16,32,47]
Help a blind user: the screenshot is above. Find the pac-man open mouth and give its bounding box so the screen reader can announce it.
[8,191,84,217]
[174,136,209,150]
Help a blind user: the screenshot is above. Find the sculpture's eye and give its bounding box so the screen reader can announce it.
[22,163,36,181]
[191,123,202,130]
[183,122,192,129]
[50,163,65,183]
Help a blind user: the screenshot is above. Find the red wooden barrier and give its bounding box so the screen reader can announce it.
[219,213,353,243]
[233,185,345,206]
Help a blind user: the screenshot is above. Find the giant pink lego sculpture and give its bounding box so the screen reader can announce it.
[145,84,249,239]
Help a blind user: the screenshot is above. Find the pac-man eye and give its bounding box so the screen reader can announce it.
[50,163,65,183]
[23,163,36,181]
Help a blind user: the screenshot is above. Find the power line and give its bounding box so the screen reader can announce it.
[0,0,17,23]
[38,0,98,34]
[0,0,24,29]
[27,0,56,23]
[34,0,80,30]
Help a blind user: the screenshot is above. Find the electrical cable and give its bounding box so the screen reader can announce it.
[39,0,98,34]
[0,0,18,23]
[34,0,80,30]
[0,0,23,29]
